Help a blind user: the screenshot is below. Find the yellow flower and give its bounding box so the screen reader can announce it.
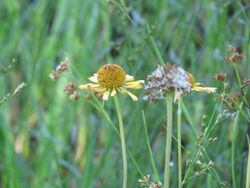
[79,64,144,101]
[188,73,216,93]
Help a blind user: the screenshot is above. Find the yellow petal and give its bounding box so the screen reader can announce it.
[102,89,110,100]
[194,82,204,87]
[192,86,217,93]
[118,87,138,101]
[188,73,196,86]
[79,83,99,90]
[125,74,134,82]
[88,73,98,83]
[123,80,144,89]
[110,88,117,96]
[79,83,106,92]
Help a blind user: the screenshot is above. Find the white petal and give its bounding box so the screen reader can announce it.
[88,74,98,83]
[110,88,117,96]
[102,89,110,100]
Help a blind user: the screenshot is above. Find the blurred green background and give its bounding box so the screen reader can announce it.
[0,0,249,187]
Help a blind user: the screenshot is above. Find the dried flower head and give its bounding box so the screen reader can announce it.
[69,92,80,101]
[223,91,242,110]
[224,45,244,63]
[144,64,216,101]
[64,82,77,95]
[79,64,144,101]
[213,72,226,82]
[138,175,162,188]
[49,70,60,81]
[49,58,69,81]
[64,82,80,101]
[241,78,250,91]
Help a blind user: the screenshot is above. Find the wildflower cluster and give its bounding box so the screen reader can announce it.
[51,61,217,188]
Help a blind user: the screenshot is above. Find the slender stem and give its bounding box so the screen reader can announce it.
[177,98,182,188]
[91,96,144,176]
[180,101,197,137]
[142,110,160,182]
[233,63,242,86]
[113,95,127,188]
[246,136,250,188]
[164,94,173,188]
[231,102,242,188]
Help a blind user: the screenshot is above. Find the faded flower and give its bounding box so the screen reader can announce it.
[144,64,216,101]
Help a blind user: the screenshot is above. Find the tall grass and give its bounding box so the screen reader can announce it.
[0,0,249,187]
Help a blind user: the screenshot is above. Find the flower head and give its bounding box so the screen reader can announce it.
[144,64,216,101]
[79,64,144,101]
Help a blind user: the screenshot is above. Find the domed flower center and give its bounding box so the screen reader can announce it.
[97,64,126,88]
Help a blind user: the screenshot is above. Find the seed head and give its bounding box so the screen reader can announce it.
[144,64,192,101]
[64,82,77,95]
[213,73,226,82]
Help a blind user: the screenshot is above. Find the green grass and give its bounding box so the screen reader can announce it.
[0,0,250,187]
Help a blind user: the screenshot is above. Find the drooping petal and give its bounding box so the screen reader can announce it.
[88,73,98,83]
[192,86,217,93]
[188,73,196,86]
[194,82,204,87]
[102,89,110,100]
[188,73,216,93]
[123,80,144,89]
[125,74,134,82]
[110,88,117,96]
[79,83,99,90]
[118,87,138,101]
[79,83,106,92]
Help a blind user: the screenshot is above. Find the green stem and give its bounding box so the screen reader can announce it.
[177,98,182,188]
[233,63,242,86]
[90,96,144,176]
[180,101,197,137]
[113,95,127,188]
[142,110,160,182]
[231,102,242,188]
[246,136,250,188]
[164,94,173,188]
[233,63,249,109]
